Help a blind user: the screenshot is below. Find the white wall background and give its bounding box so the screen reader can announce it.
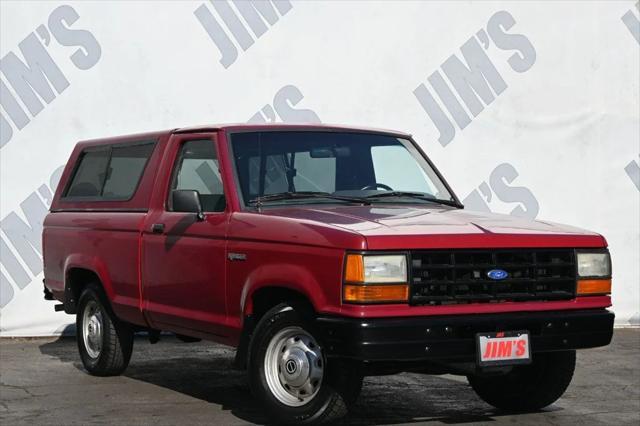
[1,0,638,336]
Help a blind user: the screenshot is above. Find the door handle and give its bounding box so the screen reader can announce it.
[151,223,165,234]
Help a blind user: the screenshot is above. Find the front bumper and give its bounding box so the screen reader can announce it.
[317,309,614,362]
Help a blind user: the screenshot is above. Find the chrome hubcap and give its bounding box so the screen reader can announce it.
[264,326,324,406]
[82,300,103,359]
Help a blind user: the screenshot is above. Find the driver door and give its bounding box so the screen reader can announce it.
[141,135,228,338]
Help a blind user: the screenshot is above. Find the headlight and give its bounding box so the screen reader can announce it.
[576,250,612,296]
[577,252,611,277]
[345,254,407,283]
[363,255,408,283]
[343,254,408,303]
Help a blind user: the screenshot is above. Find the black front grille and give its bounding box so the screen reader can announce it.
[409,249,576,305]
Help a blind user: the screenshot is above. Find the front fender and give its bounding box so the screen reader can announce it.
[240,263,329,316]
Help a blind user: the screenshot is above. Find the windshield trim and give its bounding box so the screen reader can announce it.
[225,128,464,211]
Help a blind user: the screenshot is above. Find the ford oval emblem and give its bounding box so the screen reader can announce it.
[487,269,509,280]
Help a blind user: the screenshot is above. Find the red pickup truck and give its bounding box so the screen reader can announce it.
[43,124,614,424]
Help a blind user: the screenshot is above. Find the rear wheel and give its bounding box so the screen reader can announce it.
[76,283,134,376]
[248,303,362,424]
[468,350,576,411]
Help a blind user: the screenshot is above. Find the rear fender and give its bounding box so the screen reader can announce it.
[63,254,114,313]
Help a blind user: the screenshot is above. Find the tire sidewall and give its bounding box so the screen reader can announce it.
[76,284,117,373]
[248,305,339,424]
[468,350,576,411]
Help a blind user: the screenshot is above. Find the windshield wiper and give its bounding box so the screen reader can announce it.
[364,191,459,207]
[249,191,371,207]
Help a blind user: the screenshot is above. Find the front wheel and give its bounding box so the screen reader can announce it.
[468,350,576,412]
[76,283,134,376]
[248,304,362,424]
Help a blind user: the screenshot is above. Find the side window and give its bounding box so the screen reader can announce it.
[65,149,110,198]
[102,143,155,199]
[170,139,226,212]
[64,140,155,200]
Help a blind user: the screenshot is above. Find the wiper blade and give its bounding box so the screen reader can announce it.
[365,191,432,199]
[249,191,371,206]
[365,191,458,207]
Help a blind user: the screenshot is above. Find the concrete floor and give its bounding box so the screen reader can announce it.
[1,330,638,426]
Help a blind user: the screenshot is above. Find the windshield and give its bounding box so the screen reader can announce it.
[230,131,455,206]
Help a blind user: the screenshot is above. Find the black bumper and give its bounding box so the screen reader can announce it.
[317,309,614,362]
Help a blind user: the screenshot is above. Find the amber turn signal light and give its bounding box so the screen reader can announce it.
[343,284,409,303]
[577,279,611,295]
[344,254,365,283]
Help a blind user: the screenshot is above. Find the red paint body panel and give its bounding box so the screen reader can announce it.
[140,133,231,342]
[257,205,607,250]
[325,296,612,318]
[43,211,147,325]
[42,124,612,349]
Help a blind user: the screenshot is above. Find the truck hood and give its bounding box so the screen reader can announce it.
[262,205,606,249]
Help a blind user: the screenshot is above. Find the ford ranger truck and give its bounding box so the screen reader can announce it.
[43,124,614,424]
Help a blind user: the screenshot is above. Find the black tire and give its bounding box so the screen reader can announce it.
[248,303,363,425]
[468,350,576,412]
[76,283,134,376]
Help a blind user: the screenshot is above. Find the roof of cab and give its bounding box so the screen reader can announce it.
[76,123,411,147]
[76,129,174,148]
[174,123,412,138]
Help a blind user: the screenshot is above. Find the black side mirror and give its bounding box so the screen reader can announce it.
[172,190,204,221]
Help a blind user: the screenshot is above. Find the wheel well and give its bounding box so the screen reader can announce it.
[65,268,101,314]
[251,286,315,322]
[234,286,315,370]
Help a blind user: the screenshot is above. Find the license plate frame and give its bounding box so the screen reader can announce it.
[476,330,532,367]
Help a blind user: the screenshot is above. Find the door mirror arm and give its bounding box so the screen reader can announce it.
[172,190,205,221]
